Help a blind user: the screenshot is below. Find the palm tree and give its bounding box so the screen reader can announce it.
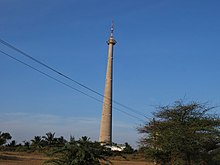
[43,132,56,146]
[23,140,30,150]
[45,136,109,165]
[31,136,42,149]
[56,136,67,146]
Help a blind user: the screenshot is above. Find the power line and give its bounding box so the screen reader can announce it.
[0,49,146,122]
[0,38,147,118]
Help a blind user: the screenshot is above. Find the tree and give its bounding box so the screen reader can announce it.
[23,140,30,150]
[45,136,109,165]
[56,136,67,146]
[43,132,56,146]
[31,136,43,149]
[138,101,220,165]
[0,131,12,146]
[123,142,134,154]
[7,140,17,147]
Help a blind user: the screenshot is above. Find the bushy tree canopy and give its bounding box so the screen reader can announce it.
[138,101,220,165]
[45,136,109,165]
[0,131,12,146]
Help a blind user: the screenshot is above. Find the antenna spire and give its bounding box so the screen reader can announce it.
[110,20,114,38]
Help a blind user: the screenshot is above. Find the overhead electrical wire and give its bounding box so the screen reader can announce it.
[0,38,147,118]
[0,49,146,122]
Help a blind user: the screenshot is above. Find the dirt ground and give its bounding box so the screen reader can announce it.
[0,151,153,165]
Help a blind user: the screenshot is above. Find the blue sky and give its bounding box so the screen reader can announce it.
[0,0,220,147]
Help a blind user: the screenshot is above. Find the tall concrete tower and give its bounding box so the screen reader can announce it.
[99,23,116,144]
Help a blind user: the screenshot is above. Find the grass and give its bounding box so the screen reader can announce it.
[0,151,153,165]
[0,151,48,165]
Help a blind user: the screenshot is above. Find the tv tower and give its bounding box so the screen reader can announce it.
[99,22,116,144]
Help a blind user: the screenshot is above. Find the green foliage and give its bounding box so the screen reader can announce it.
[7,140,17,147]
[45,136,110,165]
[31,136,43,149]
[0,131,12,146]
[138,101,220,165]
[30,133,68,150]
[123,142,134,154]
[210,151,220,165]
[42,132,56,147]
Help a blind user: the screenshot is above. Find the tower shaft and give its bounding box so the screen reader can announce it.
[99,25,116,144]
